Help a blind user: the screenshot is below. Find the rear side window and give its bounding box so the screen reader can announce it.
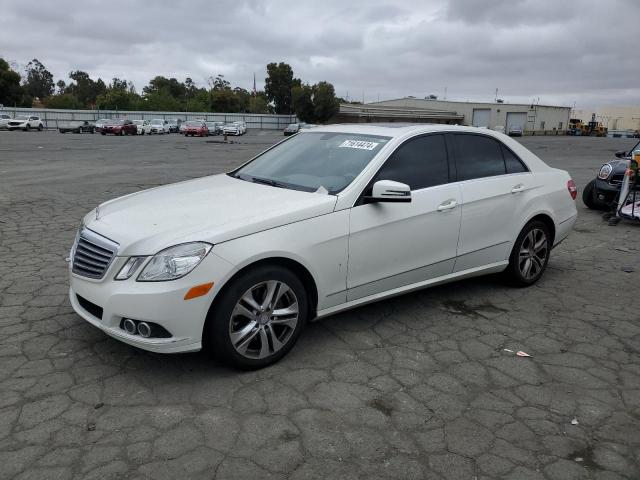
[375,134,449,190]
[502,145,528,173]
[453,134,506,181]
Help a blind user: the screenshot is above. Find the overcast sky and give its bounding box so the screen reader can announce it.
[1,0,638,108]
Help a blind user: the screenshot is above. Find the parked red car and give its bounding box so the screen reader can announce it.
[183,121,208,137]
[101,119,137,136]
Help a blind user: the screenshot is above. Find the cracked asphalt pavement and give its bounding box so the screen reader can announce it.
[1,130,639,479]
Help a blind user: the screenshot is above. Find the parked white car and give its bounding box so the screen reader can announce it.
[133,119,151,135]
[222,122,245,136]
[0,113,12,129]
[68,124,577,368]
[149,119,170,134]
[7,115,44,131]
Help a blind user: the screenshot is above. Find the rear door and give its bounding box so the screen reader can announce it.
[347,134,462,301]
[451,133,531,272]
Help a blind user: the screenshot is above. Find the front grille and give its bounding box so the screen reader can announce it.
[72,229,118,279]
[77,295,103,319]
[609,174,625,185]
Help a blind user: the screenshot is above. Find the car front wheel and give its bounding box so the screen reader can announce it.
[582,179,603,210]
[505,220,551,287]
[207,265,308,369]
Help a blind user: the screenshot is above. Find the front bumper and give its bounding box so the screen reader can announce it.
[594,177,639,205]
[69,250,235,353]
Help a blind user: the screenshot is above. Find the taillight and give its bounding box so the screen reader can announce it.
[567,179,577,200]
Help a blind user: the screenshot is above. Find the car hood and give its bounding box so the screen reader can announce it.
[84,174,337,256]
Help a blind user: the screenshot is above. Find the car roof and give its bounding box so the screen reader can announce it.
[307,123,506,139]
[303,123,550,171]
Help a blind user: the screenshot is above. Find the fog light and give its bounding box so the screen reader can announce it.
[123,318,137,334]
[137,322,151,338]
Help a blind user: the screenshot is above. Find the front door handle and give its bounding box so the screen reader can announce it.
[437,199,458,211]
[511,184,525,194]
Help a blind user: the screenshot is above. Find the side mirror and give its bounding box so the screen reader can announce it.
[365,180,412,203]
[615,150,626,158]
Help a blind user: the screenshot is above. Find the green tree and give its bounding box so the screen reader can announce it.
[0,58,23,106]
[23,58,55,99]
[66,71,106,107]
[210,88,240,112]
[142,90,182,111]
[264,62,300,114]
[143,76,186,99]
[248,93,270,114]
[95,77,140,110]
[233,87,251,112]
[292,84,315,122]
[312,81,339,123]
[187,89,211,112]
[45,93,81,109]
[208,74,230,91]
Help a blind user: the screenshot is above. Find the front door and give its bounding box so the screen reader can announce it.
[347,134,462,301]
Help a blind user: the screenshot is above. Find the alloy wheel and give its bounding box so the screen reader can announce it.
[518,228,548,281]
[229,280,299,359]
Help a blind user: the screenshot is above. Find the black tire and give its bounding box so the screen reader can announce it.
[101,132,106,135]
[206,265,309,369]
[505,220,551,287]
[38,124,43,131]
[582,179,602,210]
[24,124,30,131]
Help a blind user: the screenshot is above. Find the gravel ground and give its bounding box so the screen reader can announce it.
[1,129,639,480]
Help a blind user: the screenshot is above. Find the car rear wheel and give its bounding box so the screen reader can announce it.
[505,220,551,287]
[207,265,308,369]
[38,124,43,131]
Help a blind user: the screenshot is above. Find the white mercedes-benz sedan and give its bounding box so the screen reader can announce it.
[69,124,577,368]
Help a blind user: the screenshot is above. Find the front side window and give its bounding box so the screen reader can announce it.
[233,132,391,194]
[374,134,449,190]
[453,134,506,181]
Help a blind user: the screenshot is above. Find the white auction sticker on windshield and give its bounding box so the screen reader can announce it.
[338,140,379,150]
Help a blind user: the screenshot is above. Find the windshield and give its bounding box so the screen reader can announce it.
[232,131,390,194]
[133,120,143,125]
[109,119,124,125]
[185,121,202,126]
[151,119,163,125]
[15,116,29,120]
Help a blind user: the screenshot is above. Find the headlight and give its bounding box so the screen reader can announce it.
[137,242,212,282]
[598,163,613,179]
[115,257,148,280]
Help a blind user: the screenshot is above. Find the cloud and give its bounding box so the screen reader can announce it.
[0,0,637,107]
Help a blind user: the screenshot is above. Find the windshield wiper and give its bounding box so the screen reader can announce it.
[249,176,289,189]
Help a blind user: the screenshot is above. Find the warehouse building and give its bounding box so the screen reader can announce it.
[338,97,571,134]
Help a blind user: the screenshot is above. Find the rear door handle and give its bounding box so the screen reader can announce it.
[437,199,458,211]
[511,184,525,194]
